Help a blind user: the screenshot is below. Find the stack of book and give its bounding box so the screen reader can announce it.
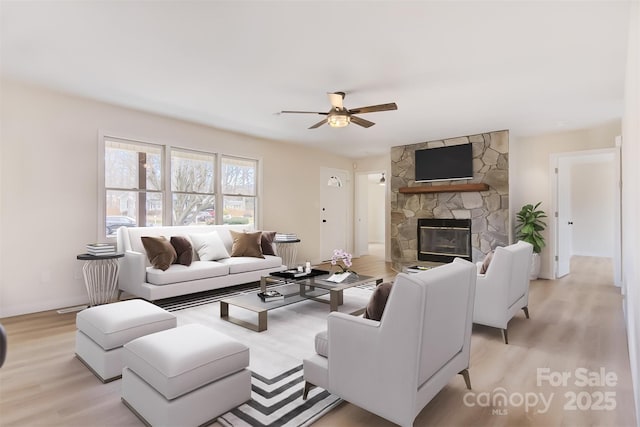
[86,243,117,256]
[257,290,284,302]
[275,233,298,241]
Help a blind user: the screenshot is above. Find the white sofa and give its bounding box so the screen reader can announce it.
[116,225,285,301]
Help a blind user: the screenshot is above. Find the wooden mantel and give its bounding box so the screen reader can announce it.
[399,183,489,194]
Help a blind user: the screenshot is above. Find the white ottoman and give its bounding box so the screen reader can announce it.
[75,299,177,382]
[121,324,251,427]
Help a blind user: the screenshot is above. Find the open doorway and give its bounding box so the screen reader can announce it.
[551,148,621,285]
[355,171,387,260]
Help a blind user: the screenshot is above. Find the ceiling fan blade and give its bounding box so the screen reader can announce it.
[309,118,327,129]
[328,92,345,109]
[280,110,328,115]
[350,115,375,128]
[348,102,398,115]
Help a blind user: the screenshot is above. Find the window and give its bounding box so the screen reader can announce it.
[221,156,257,226]
[101,135,259,238]
[171,149,216,226]
[104,139,163,236]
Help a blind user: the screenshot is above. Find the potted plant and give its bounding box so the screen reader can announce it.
[515,202,547,279]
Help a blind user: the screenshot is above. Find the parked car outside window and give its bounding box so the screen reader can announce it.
[106,216,136,235]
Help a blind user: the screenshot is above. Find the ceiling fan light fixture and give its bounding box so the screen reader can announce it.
[327,112,350,128]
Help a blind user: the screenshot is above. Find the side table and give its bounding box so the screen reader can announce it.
[274,239,301,269]
[77,253,124,306]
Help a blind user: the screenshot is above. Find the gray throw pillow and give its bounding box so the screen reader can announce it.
[170,236,193,266]
[260,231,277,256]
[363,282,393,321]
[480,250,495,274]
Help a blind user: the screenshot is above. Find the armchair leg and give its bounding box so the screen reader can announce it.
[522,306,530,319]
[459,369,472,390]
[501,328,508,344]
[302,381,315,400]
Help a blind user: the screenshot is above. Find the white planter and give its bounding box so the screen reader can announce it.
[530,253,541,280]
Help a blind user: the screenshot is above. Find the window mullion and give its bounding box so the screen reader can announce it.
[164,145,172,225]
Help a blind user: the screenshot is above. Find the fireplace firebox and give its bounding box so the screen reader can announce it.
[417,218,472,263]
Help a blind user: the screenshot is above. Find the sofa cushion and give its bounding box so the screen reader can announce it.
[146,261,229,285]
[170,236,193,266]
[189,232,230,261]
[260,231,277,256]
[141,236,177,271]
[230,231,264,258]
[217,255,282,274]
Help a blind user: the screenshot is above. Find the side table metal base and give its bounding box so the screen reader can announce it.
[77,253,124,306]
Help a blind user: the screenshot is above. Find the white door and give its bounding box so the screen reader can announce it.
[320,168,350,261]
[556,157,572,277]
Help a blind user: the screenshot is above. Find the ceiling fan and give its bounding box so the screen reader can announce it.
[280,92,398,129]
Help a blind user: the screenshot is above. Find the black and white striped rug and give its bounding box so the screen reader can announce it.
[153,282,378,427]
[217,365,340,427]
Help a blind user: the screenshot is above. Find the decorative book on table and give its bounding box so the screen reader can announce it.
[325,272,351,283]
[275,233,299,242]
[257,290,285,302]
[86,243,116,256]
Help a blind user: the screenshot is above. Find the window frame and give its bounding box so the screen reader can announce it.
[98,132,261,240]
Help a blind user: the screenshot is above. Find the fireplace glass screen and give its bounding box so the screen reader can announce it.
[417,218,472,263]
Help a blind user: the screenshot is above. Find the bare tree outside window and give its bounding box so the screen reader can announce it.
[171,150,216,226]
[222,156,257,225]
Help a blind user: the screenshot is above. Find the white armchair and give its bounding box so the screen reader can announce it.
[473,240,533,344]
[302,258,477,427]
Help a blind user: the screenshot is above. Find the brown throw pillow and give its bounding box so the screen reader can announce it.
[170,236,193,266]
[230,230,264,258]
[260,231,277,256]
[141,236,176,271]
[479,250,495,274]
[363,282,393,321]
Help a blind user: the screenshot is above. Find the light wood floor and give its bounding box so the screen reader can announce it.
[0,254,635,426]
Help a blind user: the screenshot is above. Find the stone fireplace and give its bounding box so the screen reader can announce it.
[418,218,472,263]
[390,130,509,270]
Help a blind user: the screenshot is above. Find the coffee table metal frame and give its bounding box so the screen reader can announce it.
[220,273,382,332]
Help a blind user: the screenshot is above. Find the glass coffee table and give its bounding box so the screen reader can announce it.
[219,270,382,332]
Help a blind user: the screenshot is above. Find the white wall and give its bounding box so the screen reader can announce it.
[570,159,615,257]
[621,1,640,421]
[510,120,621,279]
[0,79,353,317]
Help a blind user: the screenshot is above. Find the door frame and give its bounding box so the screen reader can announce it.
[354,169,389,259]
[550,147,621,285]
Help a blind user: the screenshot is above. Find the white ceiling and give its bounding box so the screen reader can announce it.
[1,1,631,158]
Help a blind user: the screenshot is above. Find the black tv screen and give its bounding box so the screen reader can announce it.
[415,144,474,182]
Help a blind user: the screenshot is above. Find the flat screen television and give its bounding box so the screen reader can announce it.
[415,144,474,182]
